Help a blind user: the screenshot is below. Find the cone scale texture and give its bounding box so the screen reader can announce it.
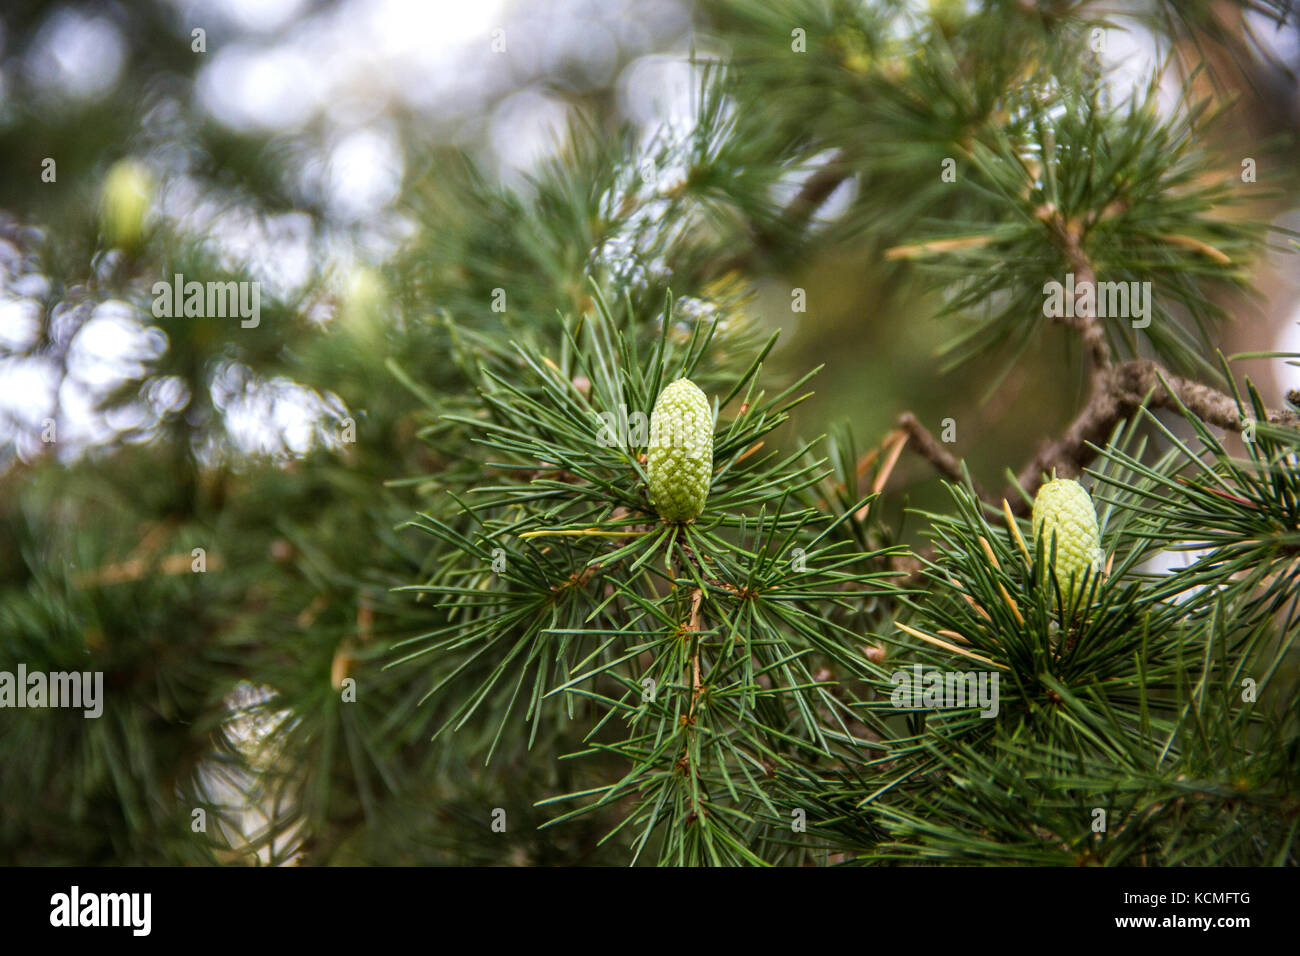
[1032,478,1102,604]
[647,379,713,522]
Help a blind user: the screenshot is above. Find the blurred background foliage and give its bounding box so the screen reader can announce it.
[0,0,1297,864]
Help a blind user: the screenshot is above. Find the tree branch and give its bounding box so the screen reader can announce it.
[1002,359,1299,513]
[1044,210,1111,374]
[894,359,1299,517]
[710,152,854,277]
[892,209,1297,514]
[895,413,990,502]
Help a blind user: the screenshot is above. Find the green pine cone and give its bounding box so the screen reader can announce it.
[100,159,153,251]
[1032,477,1102,605]
[647,378,713,522]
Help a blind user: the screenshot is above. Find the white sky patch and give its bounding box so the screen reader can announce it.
[1245,7,1300,68]
[55,378,117,452]
[197,42,324,133]
[1139,544,1218,605]
[1092,18,1187,115]
[1275,304,1300,395]
[362,0,502,59]
[554,16,621,86]
[220,0,312,34]
[0,295,40,351]
[158,176,318,298]
[325,127,404,221]
[490,88,572,179]
[618,53,703,128]
[194,0,508,133]
[11,0,1290,474]
[197,679,304,864]
[1265,209,1300,395]
[144,375,191,417]
[810,176,859,230]
[66,301,167,392]
[208,361,349,462]
[0,356,57,432]
[8,272,50,301]
[771,151,861,234]
[0,0,689,471]
[40,302,169,456]
[24,8,125,102]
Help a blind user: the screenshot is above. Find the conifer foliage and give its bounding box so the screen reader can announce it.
[0,0,1297,866]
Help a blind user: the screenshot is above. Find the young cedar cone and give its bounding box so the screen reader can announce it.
[1031,477,1102,605]
[99,159,153,251]
[647,378,713,522]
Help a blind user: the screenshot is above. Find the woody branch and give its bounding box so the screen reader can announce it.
[893,218,1299,516]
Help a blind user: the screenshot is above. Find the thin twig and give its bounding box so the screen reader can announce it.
[895,413,990,501]
[897,357,1299,518]
[1044,212,1112,374]
[1004,359,1300,513]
